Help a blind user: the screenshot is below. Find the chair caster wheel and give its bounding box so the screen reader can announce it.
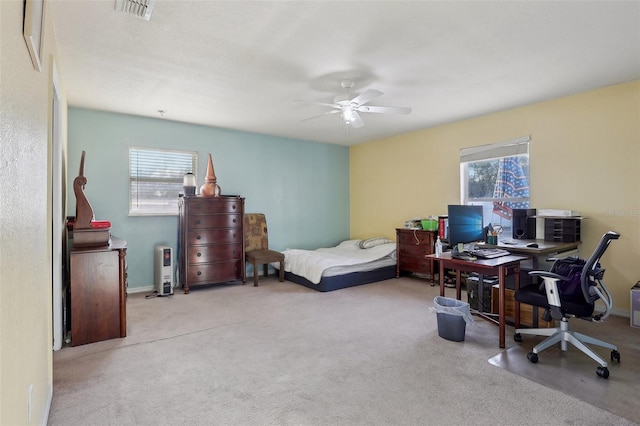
[611,350,620,362]
[596,366,610,379]
[527,352,538,363]
[514,333,522,343]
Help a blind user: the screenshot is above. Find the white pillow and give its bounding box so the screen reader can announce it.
[337,239,362,248]
[358,237,393,249]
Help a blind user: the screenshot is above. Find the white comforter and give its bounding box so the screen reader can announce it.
[276,240,396,285]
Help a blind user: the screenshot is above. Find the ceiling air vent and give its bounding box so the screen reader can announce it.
[114,0,156,20]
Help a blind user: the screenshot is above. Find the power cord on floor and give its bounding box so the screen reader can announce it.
[145,290,173,299]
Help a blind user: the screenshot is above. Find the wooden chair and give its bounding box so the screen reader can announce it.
[243,213,284,286]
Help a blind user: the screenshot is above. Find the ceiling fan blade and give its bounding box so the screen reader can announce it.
[349,89,383,106]
[349,111,365,128]
[294,99,340,109]
[301,109,340,122]
[357,105,412,115]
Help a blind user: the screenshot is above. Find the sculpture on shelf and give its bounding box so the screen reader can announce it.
[72,150,111,247]
[73,150,95,229]
[200,153,221,197]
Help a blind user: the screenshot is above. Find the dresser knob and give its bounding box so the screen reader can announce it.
[197,252,201,257]
[196,220,201,225]
[232,205,236,210]
[232,218,236,223]
[196,235,201,240]
[197,271,201,276]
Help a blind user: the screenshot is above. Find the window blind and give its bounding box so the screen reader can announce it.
[129,147,197,215]
[460,135,530,163]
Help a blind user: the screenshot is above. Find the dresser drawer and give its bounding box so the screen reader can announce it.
[398,256,432,274]
[187,228,242,245]
[188,213,242,229]
[398,243,430,258]
[186,260,243,283]
[187,243,242,264]
[397,230,434,246]
[188,199,242,214]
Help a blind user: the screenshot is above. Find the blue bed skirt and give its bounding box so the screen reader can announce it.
[279,265,397,292]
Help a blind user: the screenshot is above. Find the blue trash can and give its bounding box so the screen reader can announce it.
[434,296,473,342]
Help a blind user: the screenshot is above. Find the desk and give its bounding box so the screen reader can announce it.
[484,239,579,269]
[427,252,528,348]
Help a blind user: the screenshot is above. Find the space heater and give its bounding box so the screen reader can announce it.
[154,246,174,296]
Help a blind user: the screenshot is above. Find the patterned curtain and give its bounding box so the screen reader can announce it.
[492,156,529,219]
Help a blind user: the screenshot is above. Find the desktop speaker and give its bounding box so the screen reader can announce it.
[512,208,536,239]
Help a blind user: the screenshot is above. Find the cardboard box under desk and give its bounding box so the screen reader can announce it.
[491,285,554,328]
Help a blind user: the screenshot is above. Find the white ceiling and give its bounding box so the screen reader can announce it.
[49,0,640,146]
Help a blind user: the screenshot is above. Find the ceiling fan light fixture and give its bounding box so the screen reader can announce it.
[114,0,156,20]
[342,106,356,124]
[301,80,411,130]
[340,80,355,91]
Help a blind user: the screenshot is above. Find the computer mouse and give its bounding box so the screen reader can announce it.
[526,243,539,248]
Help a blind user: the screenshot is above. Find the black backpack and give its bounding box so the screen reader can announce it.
[551,256,587,302]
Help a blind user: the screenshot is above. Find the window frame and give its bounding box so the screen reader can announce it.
[129,146,198,216]
[459,136,530,232]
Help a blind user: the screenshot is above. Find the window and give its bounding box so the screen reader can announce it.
[129,147,197,216]
[460,136,530,234]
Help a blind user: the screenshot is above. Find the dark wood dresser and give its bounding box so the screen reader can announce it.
[396,228,437,281]
[70,237,127,346]
[178,196,245,293]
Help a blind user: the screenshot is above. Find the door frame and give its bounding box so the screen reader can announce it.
[51,63,63,351]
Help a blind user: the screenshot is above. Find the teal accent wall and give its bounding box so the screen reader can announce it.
[67,108,349,290]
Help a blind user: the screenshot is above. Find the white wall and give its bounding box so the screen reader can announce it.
[0,0,66,423]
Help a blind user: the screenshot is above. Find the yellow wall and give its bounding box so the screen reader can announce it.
[351,81,640,314]
[1,0,66,423]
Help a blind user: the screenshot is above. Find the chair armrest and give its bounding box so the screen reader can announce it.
[528,270,570,281]
[541,276,564,320]
[528,271,565,320]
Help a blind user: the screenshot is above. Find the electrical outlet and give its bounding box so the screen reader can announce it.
[28,384,33,422]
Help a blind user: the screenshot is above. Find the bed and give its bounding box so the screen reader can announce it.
[272,238,397,292]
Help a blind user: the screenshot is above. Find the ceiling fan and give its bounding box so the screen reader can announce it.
[301,80,412,128]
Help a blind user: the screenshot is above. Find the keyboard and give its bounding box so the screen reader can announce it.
[468,248,511,259]
[452,252,477,261]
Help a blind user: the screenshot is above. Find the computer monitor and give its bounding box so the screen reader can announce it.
[447,205,484,249]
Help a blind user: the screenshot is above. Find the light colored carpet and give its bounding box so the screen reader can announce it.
[49,277,636,425]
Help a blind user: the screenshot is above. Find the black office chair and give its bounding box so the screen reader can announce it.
[513,231,621,378]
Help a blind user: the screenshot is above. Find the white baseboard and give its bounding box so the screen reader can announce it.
[127,285,155,294]
[127,283,184,294]
[611,307,630,318]
[126,274,266,294]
